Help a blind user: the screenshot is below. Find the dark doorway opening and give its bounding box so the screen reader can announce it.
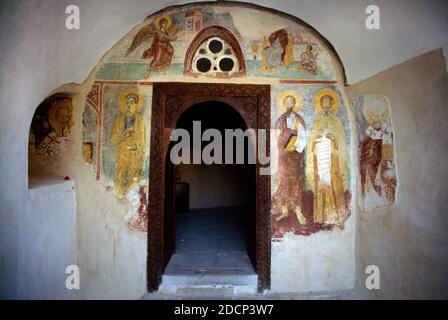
[147,82,271,293]
[163,101,257,278]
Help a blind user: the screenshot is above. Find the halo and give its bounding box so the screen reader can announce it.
[277,90,303,113]
[362,105,379,126]
[154,15,172,30]
[362,95,389,123]
[313,89,340,113]
[118,89,144,113]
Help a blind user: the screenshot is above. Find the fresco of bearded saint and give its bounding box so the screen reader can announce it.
[272,91,307,226]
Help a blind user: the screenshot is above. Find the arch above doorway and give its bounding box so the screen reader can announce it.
[147,82,271,292]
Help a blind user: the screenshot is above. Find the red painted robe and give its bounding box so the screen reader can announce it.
[142,31,174,69]
[360,133,382,197]
[273,111,306,208]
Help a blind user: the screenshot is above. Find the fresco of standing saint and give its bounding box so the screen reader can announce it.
[272,91,308,231]
[111,90,147,197]
[358,95,397,211]
[306,89,349,228]
[126,15,179,77]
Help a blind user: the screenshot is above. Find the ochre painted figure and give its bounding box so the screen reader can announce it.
[306,89,349,227]
[273,91,307,225]
[111,90,147,197]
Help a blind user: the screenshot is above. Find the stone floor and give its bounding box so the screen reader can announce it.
[175,206,248,252]
[166,206,254,274]
[162,207,257,291]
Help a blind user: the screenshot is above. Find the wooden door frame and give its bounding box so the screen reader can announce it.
[147,82,271,292]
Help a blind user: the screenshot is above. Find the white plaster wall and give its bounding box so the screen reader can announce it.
[271,217,355,292]
[75,167,147,299]
[18,179,77,299]
[1,0,447,299]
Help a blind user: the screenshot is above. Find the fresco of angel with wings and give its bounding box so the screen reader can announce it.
[127,15,179,77]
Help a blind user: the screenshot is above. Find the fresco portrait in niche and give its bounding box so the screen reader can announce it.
[272,86,351,238]
[29,97,74,158]
[353,95,397,211]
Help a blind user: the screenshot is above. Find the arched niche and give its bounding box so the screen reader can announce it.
[28,93,75,186]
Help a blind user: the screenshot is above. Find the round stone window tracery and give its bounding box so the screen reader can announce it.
[192,37,239,74]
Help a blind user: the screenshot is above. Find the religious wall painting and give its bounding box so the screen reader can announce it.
[95,5,336,81]
[99,6,242,80]
[261,29,294,72]
[127,15,180,78]
[246,24,335,80]
[29,97,74,158]
[125,181,149,233]
[82,103,98,173]
[110,89,147,197]
[272,90,308,229]
[353,95,397,211]
[100,84,151,199]
[271,86,351,238]
[86,83,99,106]
[305,89,351,228]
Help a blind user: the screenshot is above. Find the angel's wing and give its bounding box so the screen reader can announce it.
[126,24,155,55]
[166,24,180,36]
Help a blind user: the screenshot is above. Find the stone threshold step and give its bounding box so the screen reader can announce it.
[162,270,257,285]
[158,284,258,296]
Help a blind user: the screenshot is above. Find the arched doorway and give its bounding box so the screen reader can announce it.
[147,82,271,292]
[163,101,257,284]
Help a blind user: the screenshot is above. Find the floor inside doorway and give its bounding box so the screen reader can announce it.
[164,207,256,279]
